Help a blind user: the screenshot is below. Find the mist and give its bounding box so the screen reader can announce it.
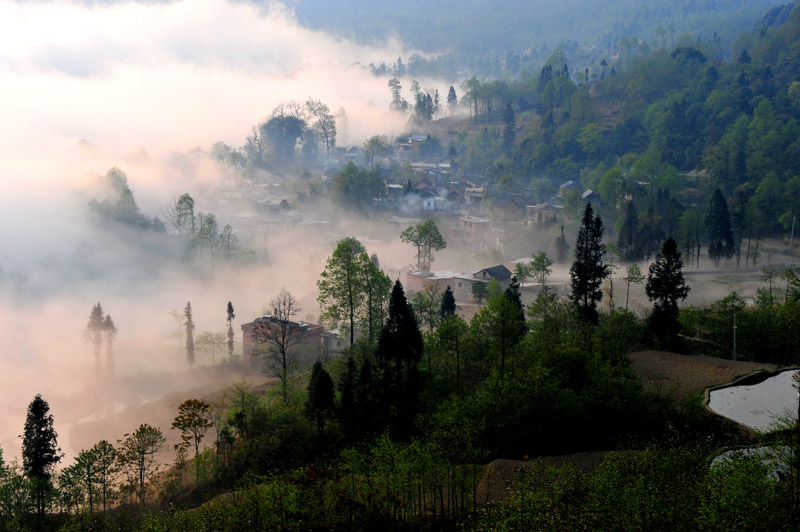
[0,0,441,463]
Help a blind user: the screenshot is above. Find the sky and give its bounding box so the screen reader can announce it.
[0,0,420,461]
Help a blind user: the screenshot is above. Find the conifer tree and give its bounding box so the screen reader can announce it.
[85,302,105,376]
[555,225,570,263]
[226,301,235,362]
[103,315,116,376]
[184,302,195,367]
[440,286,456,318]
[377,281,423,438]
[570,203,609,324]
[305,361,335,434]
[22,394,61,518]
[618,201,640,261]
[646,237,690,348]
[707,188,735,266]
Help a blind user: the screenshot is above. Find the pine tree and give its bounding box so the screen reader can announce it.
[502,103,516,151]
[706,188,735,267]
[226,301,235,362]
[305,361,335,434]
[570,203,609,324]
[22,394,61,518]
[184,302,195,367]
[504,275,526,336]
[618,201,640,261]
[646,237,690,348]
[377,281,423,438]
[103,315,116,376]
[447,85,458,114]
[85,302,105,376]
[555,225,570,263]
[440,286,456,318]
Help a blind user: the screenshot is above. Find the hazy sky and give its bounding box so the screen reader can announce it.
[0,0,419,461]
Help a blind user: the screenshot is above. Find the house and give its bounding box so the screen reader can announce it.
[241,315,325,368]
[493,193,526,219]
[406,270,484,303]
[472,264,513,288]
[449,216,494,251]
[526,202,563,226]
[559,180,581,195]
[581,189,601,204]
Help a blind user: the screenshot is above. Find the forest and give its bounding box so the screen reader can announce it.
[2,1,800,531]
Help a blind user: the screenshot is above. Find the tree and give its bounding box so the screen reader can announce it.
[570,203,609,324]
[172,399,213,485]
[436,315,468,391]
[305,98,336,159]
[471,293,524,378]
[440,286,456,318]
[22,394,61,518]
[305,361,335,434]
[84,303,105,376]
[90,440,117,514]
[362,257,393,344]
[530,250,555,287]
[184,302,195,367]
[219,224,239,259]
[226,302,236,362]
[376,281,423,437]
[318,237,367,347]
[363,135,389,170]
[707,188,735,267]
[73,448,98,514]
[555,225,570,263]
[388,78,406,111]
[412,281,443,332]
[117,424,166,506]
[502,103,516,152]
[401,219,447,272]
[196,331,226,366]
[622,264,645,310]
[646,237,690,348]
[447,85,458,114]
[253,289,306,403]
[195,212,219,278]
[102,315,116,376]
[472,282,488,307]
[618,201,640,261]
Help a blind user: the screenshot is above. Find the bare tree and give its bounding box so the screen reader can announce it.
[252,289,307,402]
[306,98,337,159]
[196,331,226,366]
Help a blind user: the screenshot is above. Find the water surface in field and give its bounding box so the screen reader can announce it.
[708,370,799,431]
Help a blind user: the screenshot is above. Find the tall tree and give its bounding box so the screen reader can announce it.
[172,399,213,485]
[440,286,456,318]
[102,315,116,377]
[622,264,645,311]
[363,135,389,170]
[362,257,393,344]
[318,237,367,346]
[226,302,236,362]
[412,281,443,332]
[305,98,337,159]
[555,225,570,263]
[471,293,524,379]
[377,281,423,438]
[401,219,447,272]
[646,237,690,348]
[85,303,105,376]
[502,103,516,152]
[471,282,488,307]
[254,289,306,402]
[90,440,117,514]
[184,302,195,367]
[707,188,735,267]
[196,331,226,366]
[22,394,61,518]
[570,203,609,324]
[618,201,640,261]
[73,448,98,514]
[116,424,166,506]
[530,250,554,287]
[446,85,458,114]
[305,361,335,434]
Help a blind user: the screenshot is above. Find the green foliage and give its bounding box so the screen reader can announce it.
[570,203,609,324]
[22,394,60,517]
[305,361,335,434]
[646,237,690,349]
[400,219,447,272]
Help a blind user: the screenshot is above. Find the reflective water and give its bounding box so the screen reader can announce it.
[708,370,800,431]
